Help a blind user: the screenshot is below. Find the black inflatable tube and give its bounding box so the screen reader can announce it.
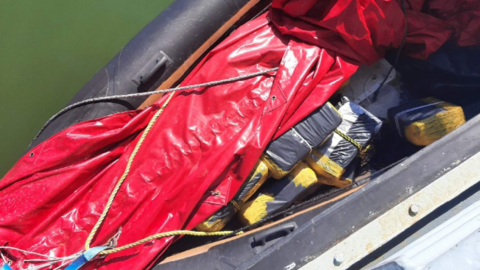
[30,0,265,149]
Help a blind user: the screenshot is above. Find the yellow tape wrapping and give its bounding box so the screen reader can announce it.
[196,160,270,232]
[261,154,292,179]
[239,160,270,204]
[404,98,465,146]
[291,162,318,188]
[305,149,344,176]
[317,175,352,188]
[196,211,231,232]
[238,193,275,226]
[304,150,353,188]
[238,162,319,225]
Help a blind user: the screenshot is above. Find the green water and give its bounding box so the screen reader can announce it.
[0,0,175,176]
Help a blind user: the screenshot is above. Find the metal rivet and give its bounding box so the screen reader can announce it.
[29,152,34,157]
[272,95,276,101]
[409,204,419,216]
[333,253,344,266]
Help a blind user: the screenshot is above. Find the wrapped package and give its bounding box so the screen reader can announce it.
[238,162,319,226]
[261,102,342,179]
[305,101,382,187]
[388,97,465,146]
[337,158,359,187]
[196,160,269,232]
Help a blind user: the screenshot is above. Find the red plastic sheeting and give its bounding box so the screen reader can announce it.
[0,0,477,269]
[405,0,480,47]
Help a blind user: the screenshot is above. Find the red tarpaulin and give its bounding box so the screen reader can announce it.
[0,0,477,269]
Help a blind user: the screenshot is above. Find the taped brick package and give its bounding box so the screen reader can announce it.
[338,158,359,187]
[238,162,319,226]
[388,97,465,146]
[261,102,342,179]
[305,101,382,187]
[196,160,269,232]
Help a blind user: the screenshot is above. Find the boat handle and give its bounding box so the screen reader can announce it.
[250,222,298,254]
[140,56,169,84]
[132,51,172,86]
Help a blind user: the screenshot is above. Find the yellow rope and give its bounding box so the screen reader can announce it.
[230,200,241,212]
[84,92,175,250]
[334,129,362,152]
[98,230,242,255]
[334,129,373,166]
[83,92,240,257]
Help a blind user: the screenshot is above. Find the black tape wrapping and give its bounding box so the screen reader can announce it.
[263,103,342,178]
[316,102,382,169]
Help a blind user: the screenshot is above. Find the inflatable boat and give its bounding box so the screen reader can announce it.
[2,0,480,269]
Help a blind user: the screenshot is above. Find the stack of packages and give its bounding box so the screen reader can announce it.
[261,102,343,179]
[238,161,319,226]
[197,102,341,231]
[198,99,383,229]
[388,97,465,146]
[238,100,382,226]
[305,101,383,188]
